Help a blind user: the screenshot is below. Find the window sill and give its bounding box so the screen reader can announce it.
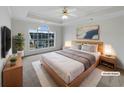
[29,46,55,51]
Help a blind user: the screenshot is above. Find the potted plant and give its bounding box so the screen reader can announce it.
[15,33,25,57]
[10,55,17,66]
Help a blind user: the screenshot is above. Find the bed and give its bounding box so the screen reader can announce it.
[41,40,103,87]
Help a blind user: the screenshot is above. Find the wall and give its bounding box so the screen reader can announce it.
[0,7,11,86]
[11,19,63,56]
[63,16,124,69]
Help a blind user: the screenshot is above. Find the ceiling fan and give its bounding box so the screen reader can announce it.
[58,7,77,20]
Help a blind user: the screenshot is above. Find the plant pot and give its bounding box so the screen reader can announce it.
[17,50,24,57]
[10,61,16,66]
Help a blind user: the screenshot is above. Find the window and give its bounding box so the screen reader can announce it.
[29,24,55,50]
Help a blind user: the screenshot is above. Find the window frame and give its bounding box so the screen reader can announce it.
[28,26,56,50]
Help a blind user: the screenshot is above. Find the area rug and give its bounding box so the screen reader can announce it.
[32,60,103,87]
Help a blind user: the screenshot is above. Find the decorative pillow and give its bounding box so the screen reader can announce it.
[71,45,81,50]
[81,44,98,52]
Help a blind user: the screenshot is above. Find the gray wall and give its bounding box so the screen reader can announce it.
[0,7,11,86]
[63,16,124,69]
[11,19,63,56]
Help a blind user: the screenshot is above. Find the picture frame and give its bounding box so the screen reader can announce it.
[76,25,100,40]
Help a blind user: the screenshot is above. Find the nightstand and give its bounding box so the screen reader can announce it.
[100,55,117,70]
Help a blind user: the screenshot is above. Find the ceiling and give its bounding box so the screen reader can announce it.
[9,6,124,26]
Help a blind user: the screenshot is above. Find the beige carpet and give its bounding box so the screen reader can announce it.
[32,60,103,87]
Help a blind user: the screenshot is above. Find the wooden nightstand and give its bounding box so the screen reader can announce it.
[100,55,117,70]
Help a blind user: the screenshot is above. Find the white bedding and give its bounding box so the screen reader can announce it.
[41,50,100,84]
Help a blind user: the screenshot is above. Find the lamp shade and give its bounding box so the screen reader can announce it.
[104,44,113,56]
[64,41,72,47]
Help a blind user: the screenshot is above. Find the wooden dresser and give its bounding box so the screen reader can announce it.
[2,56,23,87]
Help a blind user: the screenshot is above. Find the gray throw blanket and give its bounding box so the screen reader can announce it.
[56,49,96,70]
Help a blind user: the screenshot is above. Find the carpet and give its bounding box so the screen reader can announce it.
[32,60,103,87]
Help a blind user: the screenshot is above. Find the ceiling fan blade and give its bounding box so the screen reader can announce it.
[54,7,77,19]
[68,13,77,17]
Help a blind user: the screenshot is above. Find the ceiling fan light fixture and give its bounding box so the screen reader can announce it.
[62,15,68,19]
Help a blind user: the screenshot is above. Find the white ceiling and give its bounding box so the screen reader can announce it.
[9,6,124,26]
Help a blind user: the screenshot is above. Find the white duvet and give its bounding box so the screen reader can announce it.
[42,52,85,84]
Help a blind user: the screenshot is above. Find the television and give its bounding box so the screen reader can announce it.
[1,26,11,58]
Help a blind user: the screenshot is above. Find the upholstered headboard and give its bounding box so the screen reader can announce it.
[72,39,104,54]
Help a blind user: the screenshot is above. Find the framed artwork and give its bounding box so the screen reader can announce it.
[76,25,100,40]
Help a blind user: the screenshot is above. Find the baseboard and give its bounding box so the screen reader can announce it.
[24,49,61,58]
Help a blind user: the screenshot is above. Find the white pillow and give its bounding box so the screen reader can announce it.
[71,45,81,50]
[81,44,98,52]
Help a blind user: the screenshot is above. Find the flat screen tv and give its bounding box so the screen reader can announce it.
[1,26,11,58]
